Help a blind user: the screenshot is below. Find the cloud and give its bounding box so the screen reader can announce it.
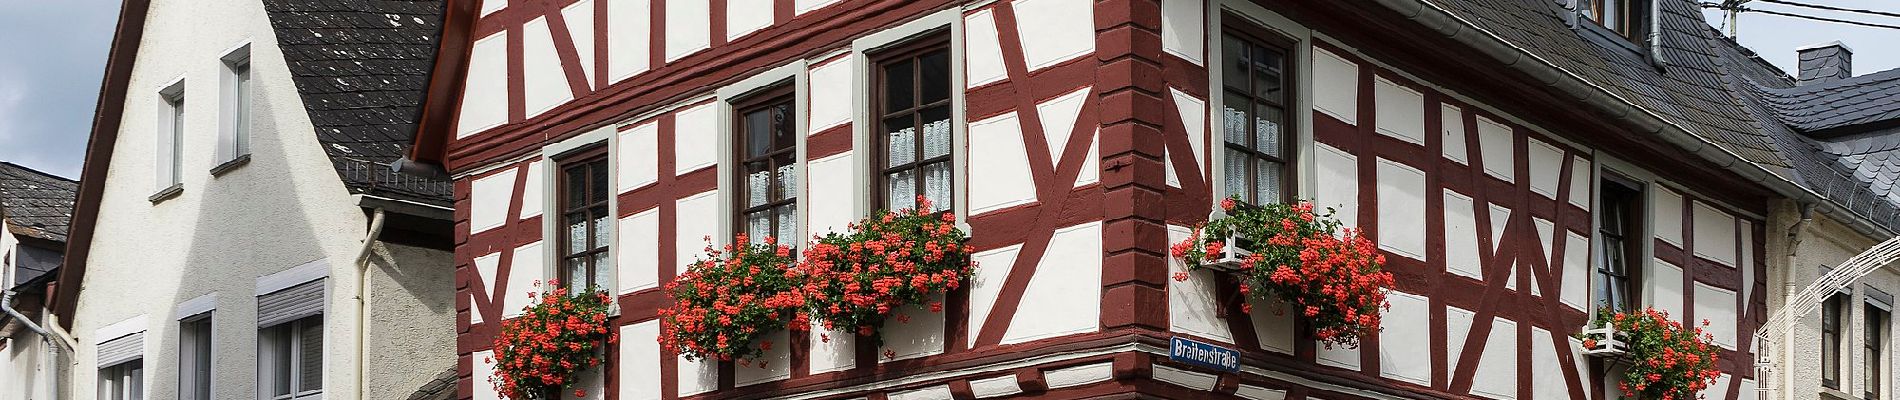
[0,0,121,179]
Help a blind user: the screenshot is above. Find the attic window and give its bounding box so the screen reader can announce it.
[1581,0,1650,41]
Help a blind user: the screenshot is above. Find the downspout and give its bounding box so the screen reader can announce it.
[3,290,65,400]
[1779,204,1813,400]
[1647,0,1668,69]
[353,208,387,400]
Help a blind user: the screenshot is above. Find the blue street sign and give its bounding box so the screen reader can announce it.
[1168,336,1241,373]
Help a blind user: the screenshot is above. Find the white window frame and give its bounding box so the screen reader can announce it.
[99,359,144,400]
[715,61,808,248]
[258,315,323,400]
[1209,1,1315,208]
[215,42,254,171]
[156,77,187,196]
[540,126,620,301]
[849,8,968,230]
[175,292,218,400]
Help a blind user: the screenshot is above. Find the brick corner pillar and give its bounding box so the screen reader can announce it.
[1095,0,1171,332]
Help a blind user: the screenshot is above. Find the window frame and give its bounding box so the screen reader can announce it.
[555,145,613,291]
[1216,15,1299,207]
[259,315,322,400]
[99,359,144,400]
[1869,300,1890,400]
[730,84,801,247]
[869,31,955,213]
[1592,173,1646,315]
[215,43,253,173]
[155,77,187,201]
[179,314,214,400]
[1825,293,1846,390]
[1580,0,1650,41]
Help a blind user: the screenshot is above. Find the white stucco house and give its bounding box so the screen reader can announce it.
[48,0,459,399]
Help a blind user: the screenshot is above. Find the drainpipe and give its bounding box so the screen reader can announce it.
[353,208,387,400]
[1779,204,1813,400]
[3,290,64,400]
[1646,0,1668,69]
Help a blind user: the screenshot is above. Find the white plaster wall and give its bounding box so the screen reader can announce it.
[65,1,453,398]
[1765,202,1900,400]
[0,304,55,400]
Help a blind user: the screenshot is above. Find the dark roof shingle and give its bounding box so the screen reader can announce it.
[0,162,78,243]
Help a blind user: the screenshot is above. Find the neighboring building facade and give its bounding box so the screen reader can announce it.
[50,0,459,399]
[0,161,79,400]
[401,1,1898,400]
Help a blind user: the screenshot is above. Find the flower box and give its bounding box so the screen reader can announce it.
[1578,323,1630,358]
[1199,227,1256,273]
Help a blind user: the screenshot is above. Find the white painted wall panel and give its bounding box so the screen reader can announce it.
[677,354,716,396]
[480,0,505,16]
[674,190,719,275]
[1475,115,1514,183]
[1373,77,1424,145]
[969,112,1038,215]
[1471,317,1519,400]
[474,350,500,400]
[1442,103,1467,164]
[1531,217,1555,297]
[1170,88,1208,188]
[505,241,546,318]
[1074,133,1098,187]
[733,329,790,385]
[1001,222,1102,344]
[1249,296,1294,354]
[794,0,838,14]
[619,121,659,192]
[726,0,773,41]
[459,33,509,138]
[664,0,711,62]
[1568,156,1591,210]
[1377,158,1427,261]
[1011,0,1094,71]
[969,375,1024,398]
[1695,282,1738,349]
[889,386,954,400]
[1652,260,1685,321]
[1312,48,1358,125]
[805,151,857,237]
[1707,374,1733,400]
[674,103,718,175]
[619,321,661,400]
[562,0,598,85]
[807,320,855,373]
[1445,190,1483,280]
[470,168,517,235]
[1562,231,1589,310]
[1044,362,1113,388]
[1488,203,1511,253]
[519,160,546,220]
[1527,138,1563,199]
[522,17,575,117]
[1653,188,1684,246]
[562,366,605,400]
[1531,327,1567,400]
[1236,385,1288,400]
[1316,338,1359,370]
[964,10,1008,88]
[968,244,1021,347]
[1169,225,1234,342]
[1379,291,1431,385]
[618,208,659,293]
[808,60,853,132]
[1153,365,1218,391]
[1693,201,1739,267]
[1160,0,1203,65]
[1446,306,1475,372]
[880,294,946,361]
[1315,143,1358,229]
[608,0,652,82]
[1038,87,1089,165]
[472,252,501,324]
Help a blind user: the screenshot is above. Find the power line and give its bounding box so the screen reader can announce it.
[1755,0,1900,19]
[1746,7,1900,30]
[1703,1,1900,30]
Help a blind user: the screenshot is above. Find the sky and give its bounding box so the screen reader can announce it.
[0,1,1892,180]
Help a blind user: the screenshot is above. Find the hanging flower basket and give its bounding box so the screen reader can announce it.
[801,196,974,346]
[489,282,618,400]
[658,235,809,363]
[1573,307,1722,399]
[1170,197,1394,349]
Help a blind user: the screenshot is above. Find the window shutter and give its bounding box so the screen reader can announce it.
[96,331,143,368]
[258,280,324,327]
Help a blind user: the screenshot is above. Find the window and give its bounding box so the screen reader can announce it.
[734,87,798,246]
[1580,0,1649,40]
[99,360,143,400]
[262,315,322,400]
[1594,177,1643,313]
[1825,293,1845,389]
[217,45,252,168]
[180,316,212,400]
[873,35,953,212]
[157,80,186,193]
[558,147,611,290]
[1869,303,1889,399]
[1219,23,1294,205]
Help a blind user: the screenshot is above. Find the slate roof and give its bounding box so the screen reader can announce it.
[1757,68,1900,134]
[260,0,452,207]
[0,162,78,243]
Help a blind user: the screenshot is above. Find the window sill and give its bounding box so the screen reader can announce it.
[210,154,251,177]
[149,183,184,204]
[1820,388,1856,400]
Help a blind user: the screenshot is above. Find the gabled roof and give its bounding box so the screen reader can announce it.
[261,0,452,206]
[1756,68,1900,135]
[0,162,78,243]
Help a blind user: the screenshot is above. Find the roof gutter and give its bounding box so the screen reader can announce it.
[1367,0,1896,239]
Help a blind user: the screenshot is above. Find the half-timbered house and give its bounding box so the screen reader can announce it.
[401,0,1900,399]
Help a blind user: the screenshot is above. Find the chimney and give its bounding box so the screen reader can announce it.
[1797,41,1853,86]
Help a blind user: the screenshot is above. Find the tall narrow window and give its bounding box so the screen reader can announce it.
[1594,177,1643,313]
[157,80,186,194]
[735,87,798,246]
[98,360,144,400]
[1824,293,1845,389]
[1220,23,1294,205]
[1580,0,1649,40]
[217,45,253,168]
[874,35,953,212]
[180,316,213,400]
[559,147,612,290]
[1869,303,1889,399]
[262,315,322,400]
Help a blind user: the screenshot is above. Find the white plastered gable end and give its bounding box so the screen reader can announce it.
[1209,1,1317,207]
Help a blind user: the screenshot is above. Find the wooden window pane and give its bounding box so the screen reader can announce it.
[920,50,951,104]
[922,106,952,159]
[885,59,914,111]
[889,169,916,211]
[886,114,916,167]
[923,161,952,212]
